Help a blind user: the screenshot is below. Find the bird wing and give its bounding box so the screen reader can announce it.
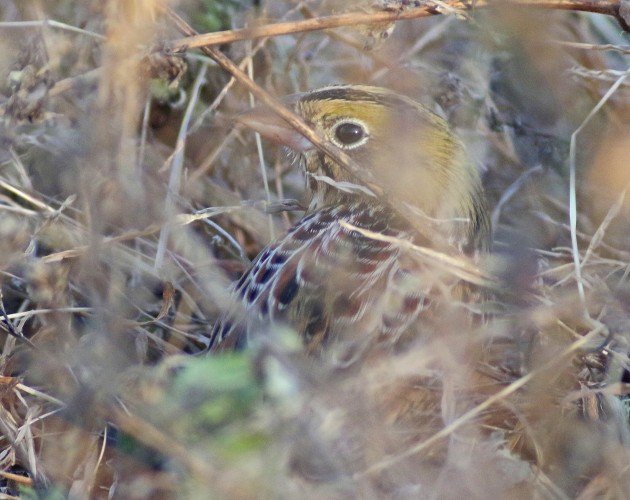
[209,201,430,357]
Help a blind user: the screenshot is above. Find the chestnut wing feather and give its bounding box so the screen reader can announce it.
[209,202,429,352]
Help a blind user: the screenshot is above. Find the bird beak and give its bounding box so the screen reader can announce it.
[236,101,315,152]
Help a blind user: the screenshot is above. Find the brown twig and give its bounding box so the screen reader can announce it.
[168,0,627,51]
[357,317,609,478]
[0,406,45,487]
[165,8,469,242]
[339,221,498,288]
[164,8,382,196]
[110,408,217,485]
[553,39,630,54]
[0,470,33,486]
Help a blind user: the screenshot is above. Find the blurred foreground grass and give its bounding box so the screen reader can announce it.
[0,0,629,497]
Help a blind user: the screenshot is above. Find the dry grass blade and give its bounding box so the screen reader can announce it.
[164,8,377,194]
[246,41,275,239]
[568,72,629,314]
[168,0,627,50]
[358,319,608,478]
[40,226,160,263]
[0,179,56,214]
[339,221,498,288]
[553,39,630,54]
[155,61,208,270]
[165,7,473,243]
[582,188,626,266]
[0,470,33,486]
[2,0,629,497]
[15,384,64,407]
[109,408,217,486]
[0,19,106,40]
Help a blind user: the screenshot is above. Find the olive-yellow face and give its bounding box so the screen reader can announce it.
[294,87,458,206]
[240,85,490,251]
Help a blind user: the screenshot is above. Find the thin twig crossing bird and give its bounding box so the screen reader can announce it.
[209,85,490,362]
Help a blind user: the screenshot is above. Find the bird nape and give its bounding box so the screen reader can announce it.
[209,84,490,363]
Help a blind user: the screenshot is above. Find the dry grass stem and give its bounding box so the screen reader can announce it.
[169,0,627,51]
[568,72,628,314]
[1,1,628,497]
[339,221,497,288]
[359,319,608,477]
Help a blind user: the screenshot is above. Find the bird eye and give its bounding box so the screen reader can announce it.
[333,121,368,148]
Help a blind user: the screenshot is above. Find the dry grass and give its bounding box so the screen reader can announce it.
[0,0,629,498]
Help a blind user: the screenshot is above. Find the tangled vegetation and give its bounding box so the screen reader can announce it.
[0,0,629,497]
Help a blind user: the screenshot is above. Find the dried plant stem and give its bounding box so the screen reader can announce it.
[164,8,449,241]
[137,95,152,169]
[0,470,33,486]
[0,19,106,40]
[340,222,497,288]
[554,39,630,54]
[155,62,208,271]
[38,204,256,264]
[358,318,608,478]
[0,179,56,214]
[581,189,627,266]
[110,409,217,486]
[491,165,544,229]
[568,72,628,314]
[41,226,160,263]
[168,0,626,51]
[184,8,315,199]
[164,8,381,195]
[246,40,275,239]
[0,406,45,486]
[15,383,64,406]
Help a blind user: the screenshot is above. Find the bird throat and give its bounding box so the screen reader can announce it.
[302,150,376,208]
[299,149,490,255]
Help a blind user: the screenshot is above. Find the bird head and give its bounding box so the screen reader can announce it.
[239,85,490,252]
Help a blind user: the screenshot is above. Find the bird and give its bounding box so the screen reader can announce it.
[208,85,490,363]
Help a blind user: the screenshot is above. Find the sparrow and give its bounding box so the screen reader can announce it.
[209,85,490,363]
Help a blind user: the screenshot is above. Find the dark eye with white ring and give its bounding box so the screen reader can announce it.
[332,120,369,149]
